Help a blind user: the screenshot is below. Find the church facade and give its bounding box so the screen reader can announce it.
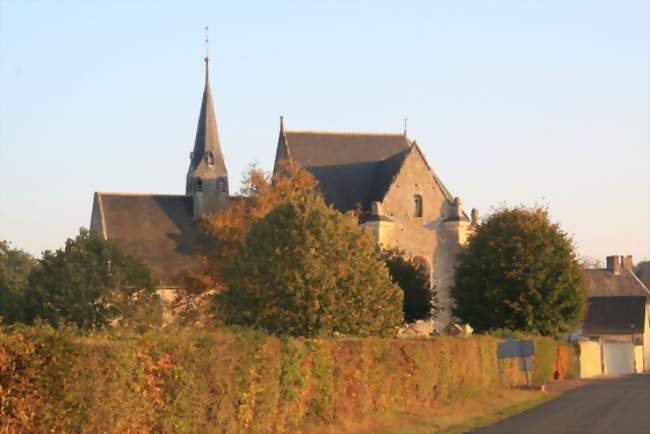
[90,57,477,330]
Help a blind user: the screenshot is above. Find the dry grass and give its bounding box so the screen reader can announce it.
[305,388,559,434]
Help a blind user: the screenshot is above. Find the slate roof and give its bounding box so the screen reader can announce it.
[279,131,415,212]
[584,268,650,297]
[188,58,227,175]
[93,193,200,286]
[583,296,647,335]
[283,131,411,167]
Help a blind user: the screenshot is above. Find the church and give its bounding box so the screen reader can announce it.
[90,56,478,329]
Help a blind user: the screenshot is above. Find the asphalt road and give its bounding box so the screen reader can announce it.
[470,374,650,434]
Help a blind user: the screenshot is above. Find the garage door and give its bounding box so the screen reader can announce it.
[603,341,635,375]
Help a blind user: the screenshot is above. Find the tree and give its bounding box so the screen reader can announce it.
[580,256,603,269]
[451,206,587,336]
[0,240,37,323]
[24,228,157,329]
[220,193,404,337]
[189,162,318,291]
[381,248,441,323]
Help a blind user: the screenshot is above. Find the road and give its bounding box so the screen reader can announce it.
[470,374,650,434]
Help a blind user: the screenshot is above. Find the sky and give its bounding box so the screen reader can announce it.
[1,1,648,263]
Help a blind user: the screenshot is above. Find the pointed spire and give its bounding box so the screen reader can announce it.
[273,114,292,174]
[187,54,227,176]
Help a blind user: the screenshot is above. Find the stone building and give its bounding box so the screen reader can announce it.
[274,120,477,329]
[90,57,477,329]
[90,57,226,289]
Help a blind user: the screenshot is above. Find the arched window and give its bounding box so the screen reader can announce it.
[207,152,214,165]
[217,177,227,193]
[195,178,203,192]
[414,195,423,217]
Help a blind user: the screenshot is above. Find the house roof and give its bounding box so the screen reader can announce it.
[94,193,200,286]
[584,268,650,297]
[583,296,647,335]
[637,261,650,290]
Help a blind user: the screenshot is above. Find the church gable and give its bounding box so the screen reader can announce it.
[380,144,453,222]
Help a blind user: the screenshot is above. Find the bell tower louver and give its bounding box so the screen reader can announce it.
[186,56,229,216]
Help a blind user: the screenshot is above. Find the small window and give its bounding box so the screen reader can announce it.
[207,152,214,165]
[195,178,203,192]
[217,177,227,193]
[414,195,423,217]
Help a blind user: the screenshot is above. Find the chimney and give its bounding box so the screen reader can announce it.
[606,255,621,275]
[622,255,634,271]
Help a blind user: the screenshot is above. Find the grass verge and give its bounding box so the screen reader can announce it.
[306,388,560,434]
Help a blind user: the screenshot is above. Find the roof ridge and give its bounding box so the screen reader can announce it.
[285,129,405,137]
[625,268,650,295]
[96,192,189,198]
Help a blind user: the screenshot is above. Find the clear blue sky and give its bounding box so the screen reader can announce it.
[1,1,648,263]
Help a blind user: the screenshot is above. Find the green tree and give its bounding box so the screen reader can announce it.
[220,193,404,337]
[451,206,587,336]
[381,248,441,323]
[24,228,157,329]
[0,240,37,323]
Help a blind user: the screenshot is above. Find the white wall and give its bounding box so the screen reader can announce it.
[634,345,644,373]
[578,341,602,378]
[643,301,650,371]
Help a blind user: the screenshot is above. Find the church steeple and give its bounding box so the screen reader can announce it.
[186,54,229,216]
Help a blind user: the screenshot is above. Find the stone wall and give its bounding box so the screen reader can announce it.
[368,147,473,330]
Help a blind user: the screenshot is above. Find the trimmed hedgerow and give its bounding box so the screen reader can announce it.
[0,324,574,433]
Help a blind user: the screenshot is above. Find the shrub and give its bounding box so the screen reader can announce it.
[0,325,572,433]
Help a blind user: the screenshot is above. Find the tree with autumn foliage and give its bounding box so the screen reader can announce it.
[188,162,318,291]
[219,193,403,337]
[451,206,587,336]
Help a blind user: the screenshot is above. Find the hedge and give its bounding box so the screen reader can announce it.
[0,324,574,433]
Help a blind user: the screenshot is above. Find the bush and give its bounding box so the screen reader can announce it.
[221,193,403,337]
[1,325,568,433]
